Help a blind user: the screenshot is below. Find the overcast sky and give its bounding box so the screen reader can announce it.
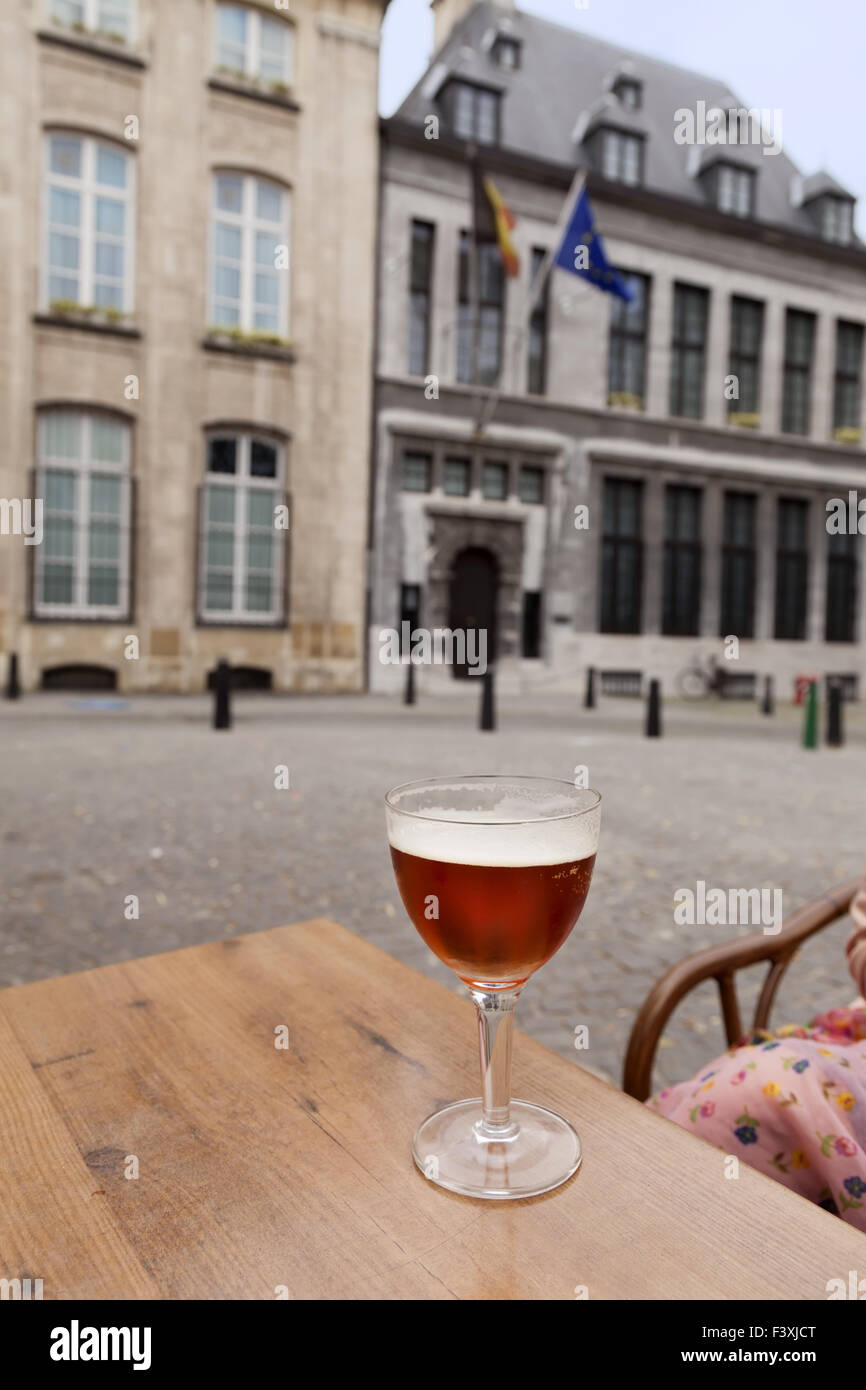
[380,0,866,237]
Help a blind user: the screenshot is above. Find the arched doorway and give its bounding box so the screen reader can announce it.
[448,547,498,679]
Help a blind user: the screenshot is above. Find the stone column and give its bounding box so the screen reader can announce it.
[646,271,673,418]
[754,486,775,641]
[704,289,728,428]
[806,488,828,643]
[641,471,665,634]
[571,444,596,634]
[811,312,834,443]
[761,300,785,436]
[431,205,460,384]
[700,478,724,637]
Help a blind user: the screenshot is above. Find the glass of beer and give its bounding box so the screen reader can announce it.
[385,775,600,1200]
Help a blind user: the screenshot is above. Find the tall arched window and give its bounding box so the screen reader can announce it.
[43,132,135,313]
[198,431,288,623]
[35,409,132,619]
[210,172,289,335]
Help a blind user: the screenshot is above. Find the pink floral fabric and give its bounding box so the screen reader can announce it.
[648,878,866,1231]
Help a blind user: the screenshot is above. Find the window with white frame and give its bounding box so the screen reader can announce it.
[210,173,289,335]
[35,410,132,618]
[214,3,293,85]
[199,433,287,622]
[449,82,500,144]
[44,132,134,312]
[492,35,521,70]
[49,0,136,43]
[716,164,754,218]
[614,77,642,110]
[821,196,853,246]
[600,130,642,186]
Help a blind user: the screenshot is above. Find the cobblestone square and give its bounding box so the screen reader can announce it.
[1,691,864,1091]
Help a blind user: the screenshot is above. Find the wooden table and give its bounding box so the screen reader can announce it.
[1,919,862,1300]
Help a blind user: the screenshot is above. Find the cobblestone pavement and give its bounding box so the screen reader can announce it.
[1,691,864,1091]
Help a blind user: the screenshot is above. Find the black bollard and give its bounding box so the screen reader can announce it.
[645,678,661,738]
[584,665,596,710]
[4,652,20,700]
[213,658,232,730]
[403,657,416,706]
[762,674,774,716]
[480,667,495,731]
[827,680,843,748]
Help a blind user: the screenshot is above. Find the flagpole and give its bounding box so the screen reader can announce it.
[476,168,590,434]
[466,145,483,426]
[525,167,586,324]
[476,324,522,433]
[470,208,481,392]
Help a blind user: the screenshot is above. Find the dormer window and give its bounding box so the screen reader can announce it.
[600,129,642,186]
[492,35,521,70]
[716,164,754,218]
[614,77,642,111]
[445,81,501,145]
[796,173,856,247]
[821,196,853,246]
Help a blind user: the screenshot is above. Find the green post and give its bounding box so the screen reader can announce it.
[802,679,818,749]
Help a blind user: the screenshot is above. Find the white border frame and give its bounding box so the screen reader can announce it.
[208,171,290,336]
[211,2,294,85]
[198,431,287,625]
[42,131,136,314]
[34,409,133,620]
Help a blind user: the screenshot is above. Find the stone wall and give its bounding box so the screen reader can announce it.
[0,0,385,692]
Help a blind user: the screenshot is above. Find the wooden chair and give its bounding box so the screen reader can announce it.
[623,877,861,1102]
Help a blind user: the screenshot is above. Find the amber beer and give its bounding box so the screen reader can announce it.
[390,841,596,988]
[386,778,600,1199]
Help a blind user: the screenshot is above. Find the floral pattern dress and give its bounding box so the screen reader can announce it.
[648,880,866,1232]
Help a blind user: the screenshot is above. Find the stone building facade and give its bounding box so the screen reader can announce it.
[0,0,384,692]
[369,0,866,697]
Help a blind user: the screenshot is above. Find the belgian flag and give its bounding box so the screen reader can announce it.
[472,163,520,278]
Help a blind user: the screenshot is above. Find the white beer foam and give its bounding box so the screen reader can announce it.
[388,805,600,867]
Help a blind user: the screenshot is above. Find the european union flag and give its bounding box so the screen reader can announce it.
[553,187,634,302]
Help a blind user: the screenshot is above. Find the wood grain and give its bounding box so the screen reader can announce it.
[0,919,862,1299]
[0,1008,157,1299]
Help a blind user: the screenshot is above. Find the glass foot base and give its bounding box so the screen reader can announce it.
[413,1098,581,1200]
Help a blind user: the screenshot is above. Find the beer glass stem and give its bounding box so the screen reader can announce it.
[471,987,521,1138]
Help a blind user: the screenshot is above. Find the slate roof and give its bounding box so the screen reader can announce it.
[797,170,855,204]
[394,2,857,243]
